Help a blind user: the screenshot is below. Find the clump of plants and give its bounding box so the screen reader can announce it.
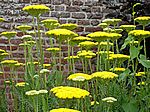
[0,4,150,112]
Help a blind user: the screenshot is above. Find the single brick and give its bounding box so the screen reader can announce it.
[72,12,85,19]
[72,0,83,6]
[74,26,84,32]
[87,13,103,19]
[67,19,77,24]
[91,19,100,26]
[85,26,102,32]
[51,11,70,18]
[78,20,90,25]
[66,6,80,12]
[55,5,65,11]
[82,6,91,12]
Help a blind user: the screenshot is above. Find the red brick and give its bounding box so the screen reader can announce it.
[85,27,102,32]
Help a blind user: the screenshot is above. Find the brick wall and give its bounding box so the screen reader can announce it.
[0,0,124,88]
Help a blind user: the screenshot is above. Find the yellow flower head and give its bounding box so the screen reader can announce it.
[71,36,92,44]
[67,73,92,81]
[135,72,145,77]
[50,86,90,99]
[14,62,24,67]
[99,23,108,29]
[102,97,117,103]
[27,61,39,65]
[40,69,50,74]
[96,51,114,55]
[59,23,78,30]
[111,29,123,33]
[109,68,125,72]
[1,31,17,39]
[46,47,61,52]
[134,16,150,26]
[43,63,51,68]
[46,29,78,41]
[41,19,59,29]
[15,82,29,87]
[102,19,121,25]
[129,30,150,41]
[77,50,96,59]
[120,25,136,32]
[137,81,145,86]
[0,53,9,59]
[129,41,139,45]
[26,41,36,46]
[1,60,18,66]
[16,25,32,31]
[25,90,39,96]
[0,17,5,22]
[23,4,50,17]
[109,54,130,61]
[38,90,48,94]
[100,42,113,46]
[64,56,79,60]
[0,71,3,75]
[22,35,32,41]
[87,31,110,42]
[78,41,97,49]
[91,71,118,79]
[0,49,6,53]
[87,32,121,42]
[91,101,99,106]
[103,27,113,32]
[50,108,80,112]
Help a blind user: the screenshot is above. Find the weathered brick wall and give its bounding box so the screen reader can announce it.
[0,0,125,90]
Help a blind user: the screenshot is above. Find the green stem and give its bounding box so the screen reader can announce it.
[59,40,62,71]
[96,43,100,71]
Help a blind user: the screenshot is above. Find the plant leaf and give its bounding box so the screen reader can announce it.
[130,46,139,60]
[119,69,131,82]
[121,35,134,50]
[138,54,150,68]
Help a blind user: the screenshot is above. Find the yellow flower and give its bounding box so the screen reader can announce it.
[129,41,139,45]
[77,50,96,59]
[99,23,108,29]
[134,16,150,26]
[14,62,24,67]
[50,86,90,99]
[0,17,5,22]
[91,71,118,79]
[78,41,98,49]
[23,4,50,17]
[46,47,61,52]
[43,63,51,68]
[109,68,125,72]
[129,30,150,41]
[41,19,59,29]
[109,54,130,60]
[103,27,113,32]
[25,90,39,96]
[1,31,17,39]
[102,19,121,25]
[91,101,99,106]
[87,31,110,42]
[96,51,114,55]
[0,71,3,75]
[1,60,18,66]
[0,53,9,59]
[102,97,117,103]
[71,36,92,44]
[46,29,78,41]
[38,90,48,94]
[22,35,32,41]
[27,41,36,46]
[15,82,28,87]
[0,49,6,53]
[59,23,78,30]
[137,81,145,86]
[5,80,14,84]
[16,25,32,31]
[27,61,39,65]
[100,42,113,46]
[120,25,136,32]
[50,108,80,112]
[111,29,123,33]
[64,56,79,60]
[67,73,92,81]
[135,72,145,77]
[40,69,50,74]
[87,32,121,42]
